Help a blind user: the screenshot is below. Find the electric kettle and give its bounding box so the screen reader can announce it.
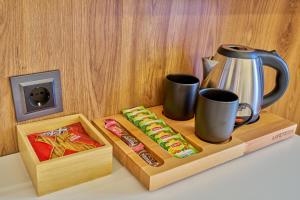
[202,44,289,123]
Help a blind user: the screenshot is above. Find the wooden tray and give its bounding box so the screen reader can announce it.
[93,106,297,191]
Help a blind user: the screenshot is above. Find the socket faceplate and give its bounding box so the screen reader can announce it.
[10,70,63,122]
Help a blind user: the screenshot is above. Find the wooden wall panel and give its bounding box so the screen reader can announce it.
[0,0,299,156]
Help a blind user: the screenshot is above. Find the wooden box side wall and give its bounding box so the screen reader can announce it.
[17,131,38,190]
[17,114,112,195]
[78,114,112,147]
[36,146,112,195]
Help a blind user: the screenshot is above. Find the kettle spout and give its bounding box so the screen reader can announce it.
[202,57,218,79]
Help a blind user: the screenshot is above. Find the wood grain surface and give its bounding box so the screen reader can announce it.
[0,0,299,156]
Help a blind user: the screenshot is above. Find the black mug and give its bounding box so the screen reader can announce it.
[195,88,253,143]
[163,74,200,120]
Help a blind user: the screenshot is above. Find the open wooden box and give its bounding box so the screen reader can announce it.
[17,114,112,196]
[93,106,297,191]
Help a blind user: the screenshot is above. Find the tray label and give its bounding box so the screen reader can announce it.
[272,130,293,141]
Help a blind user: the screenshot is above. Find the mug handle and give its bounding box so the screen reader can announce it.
[234,103,254,129]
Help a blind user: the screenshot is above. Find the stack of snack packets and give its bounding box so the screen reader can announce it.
[104,119,161,167]
[122,106,198,158]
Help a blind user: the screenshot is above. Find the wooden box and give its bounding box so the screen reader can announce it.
[17,114,112,196]
[93,106,297,191]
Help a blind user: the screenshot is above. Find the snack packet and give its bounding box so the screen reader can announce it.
[27,122,102,162]
[126,109,151,119]
[104,119,144,152]
[146,126,174,137]
[104,119,161,166]
[152,129,175,143]
[138,119,167,132]
[138,149,161,167]
[158,134,198,157]
[174,147,198,158]
[122,106,199,159]
[131,113,157,126]
[122,106,146,119]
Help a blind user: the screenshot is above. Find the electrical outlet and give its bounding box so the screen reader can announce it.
[10,70,63,122]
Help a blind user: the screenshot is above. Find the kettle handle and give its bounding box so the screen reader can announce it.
[256,49,290,108]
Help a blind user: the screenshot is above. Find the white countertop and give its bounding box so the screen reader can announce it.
[0,135,300,200]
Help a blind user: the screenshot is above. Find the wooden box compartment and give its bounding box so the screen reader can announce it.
[17,114,112,196]
[93,106,297,191]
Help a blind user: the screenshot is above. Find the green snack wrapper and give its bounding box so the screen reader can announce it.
[174,146,198,158]
[122,106,145,114]
[127,109,150,118]
[146,126,174,137]
[152,130,175,143]
[156,133,198,158]
[156,133,184,146]
[127,110,151,121]
[138,119,167,132]
[122,105,198,158]
[131,113,157,126]
[158,134,186,150]
[122,106,146,119]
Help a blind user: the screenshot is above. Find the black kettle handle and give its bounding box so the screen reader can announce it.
[255,49,290,108]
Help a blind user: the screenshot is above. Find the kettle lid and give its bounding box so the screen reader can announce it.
[218,44,259,59]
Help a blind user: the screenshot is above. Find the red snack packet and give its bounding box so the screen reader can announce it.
[27,122,103,162]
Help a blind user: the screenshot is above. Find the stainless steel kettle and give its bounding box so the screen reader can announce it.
[202,44,289,123]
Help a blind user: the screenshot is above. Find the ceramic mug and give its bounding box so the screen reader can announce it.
[163,74,200,120]
[195,88,253,143]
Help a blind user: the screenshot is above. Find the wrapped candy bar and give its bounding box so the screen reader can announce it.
[104,119,144,152]
[121,135,144,153]
[138,150,161,167]
[27,122,102,162]
[104,119,161,167]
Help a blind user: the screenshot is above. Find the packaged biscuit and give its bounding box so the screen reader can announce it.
[27,122,102,162]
